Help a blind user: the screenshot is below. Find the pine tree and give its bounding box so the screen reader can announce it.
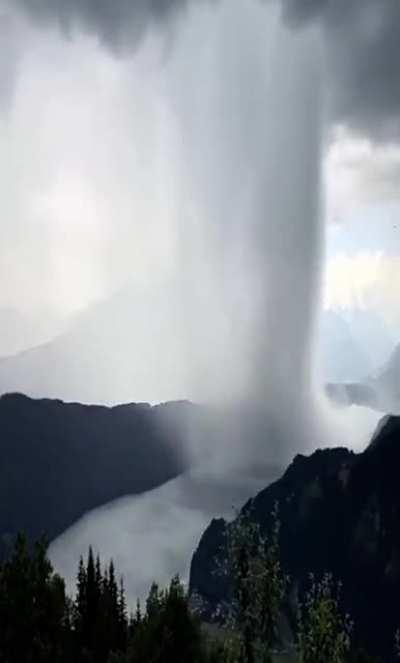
[105,559,120,653]
[73,550,129,663]
[74,548,108,662]
[117,577,128,652]
[0,533,69,663]
[146,581,162,619]
[96,555,103,590]
[135,599,142,626]
[87,546,99,621]
[128,576,204,663]
[75,556,88,635]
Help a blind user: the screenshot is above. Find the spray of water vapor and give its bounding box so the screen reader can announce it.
[166,0,324,464]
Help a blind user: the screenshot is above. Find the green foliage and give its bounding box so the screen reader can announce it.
[0,533,69,663]
[222,504,287,663]
[0,527,386,663]
[73,549,128,663]
[0,535,130,663]
[296,573,352,663]
[128,575,206,663]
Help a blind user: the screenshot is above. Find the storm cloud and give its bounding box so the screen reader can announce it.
[311,0,400,138]
[6,0,400,140]
[9,0,207,51]
[270,1,400,137]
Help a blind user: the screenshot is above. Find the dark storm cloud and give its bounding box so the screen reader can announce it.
[280,0,327,22]
[12,0,211,51]
[283,0,400,138]
[11,0,400,139]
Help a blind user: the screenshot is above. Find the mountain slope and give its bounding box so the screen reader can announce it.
[0,281,392,407]
[0,285,186,405]
[0,393,194,558]
[0,306,66,358]
[190,416,400,657]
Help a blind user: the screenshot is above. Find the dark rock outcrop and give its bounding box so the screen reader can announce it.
[0,393,194,558]
[190,416,400,657]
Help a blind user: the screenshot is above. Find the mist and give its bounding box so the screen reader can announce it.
[162,0,325,467]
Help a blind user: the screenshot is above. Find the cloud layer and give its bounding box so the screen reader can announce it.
[11,0,195,48]
[5,0,400,140]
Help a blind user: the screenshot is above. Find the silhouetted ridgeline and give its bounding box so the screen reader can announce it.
[190,415,400,658]
[0,393,196,558]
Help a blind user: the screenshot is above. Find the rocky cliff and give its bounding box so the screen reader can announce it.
[190,416,400,657]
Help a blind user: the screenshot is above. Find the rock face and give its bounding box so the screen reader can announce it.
[0,284,186,405]
[0,393,194,558]
[190,416,400,658]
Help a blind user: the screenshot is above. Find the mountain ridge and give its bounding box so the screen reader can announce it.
[189,415,400,657]
[0,392,196,559]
